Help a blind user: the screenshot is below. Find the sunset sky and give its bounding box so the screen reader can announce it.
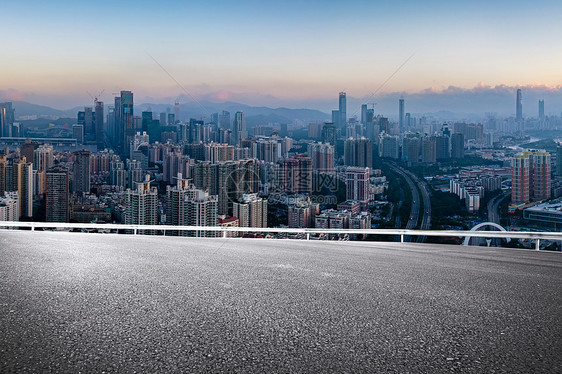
[1,0,562,111]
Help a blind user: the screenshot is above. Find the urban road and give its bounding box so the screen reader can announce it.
[388,163,432,242]
[1,231,561,373]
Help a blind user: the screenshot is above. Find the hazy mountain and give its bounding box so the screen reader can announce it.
[11,101,67,118]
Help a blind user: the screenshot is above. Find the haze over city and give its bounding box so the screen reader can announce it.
[1,0,562,115]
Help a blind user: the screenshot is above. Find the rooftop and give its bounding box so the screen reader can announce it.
[1,231,561,372]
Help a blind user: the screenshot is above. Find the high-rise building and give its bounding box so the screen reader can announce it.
[232,193,267,228]
[174,101,180,123]
[72,150,90,194]
[344,137,373,168]
[339,92,347,129]
[0,191,19,221]
[191,159,259,216]
[399,98,405,133]
[516,89,523,121]
[532,152,551,201]
[21,139,38,162]
[346,167,370,203]
[421,138,436,163]
[204,142,234,163]
[124,175,158,232]
[233,111,247,146]
[0,102,15,138]
[254,139,280,163]
[451,133,465,158]
[321,122,337,147]
[95,100,104,150]
[404,137,420,163]
[0,155,8,194]
[73,124,84,144]
[435,135,450,160]
[33,144,54,172]
[120,90,134,154]
[281,155,313,194]
[166,174,218,237]
[110,160,126,190]
[557,145,562,176]
[361,104,368,125]
[46,166,70,222]
[84,107,94,139]
[511,153,530,204]
[12,157,33,219]
[218,110,230,129]
[127,159,145,189]
[307,142,335,172]
[378,134,399,159]
[538,99,545,120]
[288,197,319,228]
[331,110,340,129]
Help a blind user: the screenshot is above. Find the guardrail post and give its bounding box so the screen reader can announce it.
[306,233,310,240]
[134,228,137,235]
[535,239,540,251]
[163,229,166,236]
[400,234,404,243]
[223,231,227,238]
[31,226,35,231]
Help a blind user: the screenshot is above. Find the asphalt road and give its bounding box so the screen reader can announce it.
[1,231,561,372]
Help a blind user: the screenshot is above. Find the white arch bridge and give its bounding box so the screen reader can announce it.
[463,222,511,247]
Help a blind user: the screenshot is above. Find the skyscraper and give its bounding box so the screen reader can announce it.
[174,101,180,122]
[339,92,346,129]
[46,166,70,222]
[120,90,134,154]
[516,89,523,121]
[72,150,91,194]
[95,100,104,150]
[361,104,368,125]
[538,99,545,120]
[233,111,247,146]
[399,98,405,133]
[0,102,15,138]
[84,107,94,139]
[218,110,230,129]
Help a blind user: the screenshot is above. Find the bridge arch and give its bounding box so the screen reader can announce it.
[463,222,508,246]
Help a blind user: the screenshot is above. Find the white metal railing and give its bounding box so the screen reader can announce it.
[0,221,561,251]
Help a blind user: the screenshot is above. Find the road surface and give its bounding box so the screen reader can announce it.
[1,231,561,372]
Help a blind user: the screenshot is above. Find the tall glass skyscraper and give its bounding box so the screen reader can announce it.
[339,92,346,129]
[120,91,134,154]
[516,89,523,121]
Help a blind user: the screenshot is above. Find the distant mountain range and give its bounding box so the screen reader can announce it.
[10,100,331,128]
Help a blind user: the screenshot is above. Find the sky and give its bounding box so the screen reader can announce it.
[1,0,562,114]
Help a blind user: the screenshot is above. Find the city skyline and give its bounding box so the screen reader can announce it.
[1,0,562,111]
